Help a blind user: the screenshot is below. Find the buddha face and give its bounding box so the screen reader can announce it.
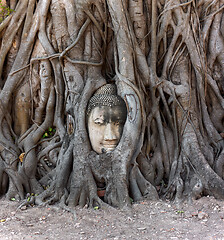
[87,105,126,154]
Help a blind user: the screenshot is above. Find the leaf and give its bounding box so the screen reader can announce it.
[0,219,6,223]
[42,132,48,138]
[27,197,31,202]
[177,210,184,214]
[94,206,99,210]
[19,153,25,163]
[10,198,16,201]
[48,127,53,132]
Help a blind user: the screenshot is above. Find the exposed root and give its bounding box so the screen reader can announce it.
[0,0,223,209]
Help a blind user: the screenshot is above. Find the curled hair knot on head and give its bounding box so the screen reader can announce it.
[86,84,126,115]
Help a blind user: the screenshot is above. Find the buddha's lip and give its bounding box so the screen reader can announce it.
[102,146,117,153]
[102,144,117,149]
[103,144,117,147]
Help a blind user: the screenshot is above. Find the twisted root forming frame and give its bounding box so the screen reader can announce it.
[0,0,223,209]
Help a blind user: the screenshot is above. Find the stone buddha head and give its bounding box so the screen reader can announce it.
[86,84,127,154]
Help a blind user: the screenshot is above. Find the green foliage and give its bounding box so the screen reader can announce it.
[0,0,14,23]
[176,210,184,214]
[42,127,56,139]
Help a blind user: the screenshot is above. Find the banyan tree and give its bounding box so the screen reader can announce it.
[0,0,223,210]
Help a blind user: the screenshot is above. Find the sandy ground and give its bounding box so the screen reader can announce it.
[0,196,223,240]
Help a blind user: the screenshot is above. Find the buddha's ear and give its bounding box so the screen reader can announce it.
[115,77,145,160]
[123,94,137,123]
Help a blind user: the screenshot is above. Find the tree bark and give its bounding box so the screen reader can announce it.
[0,0,223,209]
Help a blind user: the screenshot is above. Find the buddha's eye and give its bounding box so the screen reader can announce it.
[94,120,104,125]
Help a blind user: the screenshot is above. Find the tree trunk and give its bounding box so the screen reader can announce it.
[0,0,223,209]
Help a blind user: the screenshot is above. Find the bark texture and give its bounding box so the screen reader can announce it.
[0,0,223,209]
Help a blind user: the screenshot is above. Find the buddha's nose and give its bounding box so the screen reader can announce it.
[104,123,117,140]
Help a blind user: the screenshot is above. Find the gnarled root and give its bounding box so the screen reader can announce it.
[129,164,159,202]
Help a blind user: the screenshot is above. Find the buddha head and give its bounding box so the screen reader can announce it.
[86,84,127,154]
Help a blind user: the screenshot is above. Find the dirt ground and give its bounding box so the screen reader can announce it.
[0,196,223,240]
